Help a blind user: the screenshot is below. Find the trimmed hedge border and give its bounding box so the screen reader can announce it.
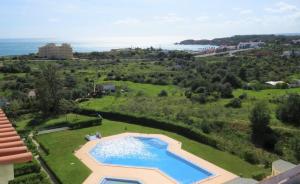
[74,108,276,167]
[39,155,63,184]
[74,108,220,149]
[14,161,41,177]
[38,119,102,131]
[9,172,50,184]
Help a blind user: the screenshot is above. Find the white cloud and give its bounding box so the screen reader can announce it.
[195,16,209,22]
[113,18,141,25]
[239,9,253,15]
[154,13,185,23]
[266,1,298,13]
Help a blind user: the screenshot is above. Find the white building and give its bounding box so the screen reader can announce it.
[237,41,265,50]
[38,43,73,60]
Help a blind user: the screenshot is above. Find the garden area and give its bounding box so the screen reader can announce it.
[36,119,268,184]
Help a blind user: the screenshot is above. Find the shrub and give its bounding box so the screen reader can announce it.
[225,98,242,108]
[276,94,300,125]
[249,101,277,150]
[9,173,50,184]
[14,161,41,177]
[158,90,168,97]
[252,171,267,181]
[239,93,247,100]
[244,151,260,164]
[220,83,233,98]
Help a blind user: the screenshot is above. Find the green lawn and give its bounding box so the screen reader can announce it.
[43,113,97,126]
[36,119,268,184]
[97,80,182,97]
[15,113,98,131]
[233,88,300,100]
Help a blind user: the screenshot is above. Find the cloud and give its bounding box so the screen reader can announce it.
[195,16,209,22]
[266,1,298,13]
[239,9,253,15]
[154,13,185,23]
[113,18,141,25]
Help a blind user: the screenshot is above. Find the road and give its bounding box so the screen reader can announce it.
[194,48,255,57]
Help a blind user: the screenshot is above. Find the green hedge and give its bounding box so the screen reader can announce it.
[14,161,41,177]
[9,173,50,184]
[40,119,101,130]
[75,108,276,166]
[38,141,50,155]
[74,108,220,149]
[39,155,62,184]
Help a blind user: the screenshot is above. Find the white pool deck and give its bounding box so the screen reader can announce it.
[75,133,238,184]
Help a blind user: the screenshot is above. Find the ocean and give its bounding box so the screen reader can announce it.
[0,39,216,56]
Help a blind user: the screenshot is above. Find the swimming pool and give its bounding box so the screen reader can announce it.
[90,136,213,184]
[100,178,141,184]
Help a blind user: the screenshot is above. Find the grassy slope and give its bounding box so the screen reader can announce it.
[79,87,300,126]
[36,119,268,184]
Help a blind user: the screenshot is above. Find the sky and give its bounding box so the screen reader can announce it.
[1,0,300,43]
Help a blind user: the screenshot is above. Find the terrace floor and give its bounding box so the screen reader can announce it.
[75,133,237,184]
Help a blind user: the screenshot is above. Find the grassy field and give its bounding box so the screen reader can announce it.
[98,80,182,96]
[15,113,98,131]
[79,87,300,126]
[233,88,300,100]
[36,119,268,184]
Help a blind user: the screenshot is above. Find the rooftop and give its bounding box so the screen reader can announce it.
[0,109,32,165]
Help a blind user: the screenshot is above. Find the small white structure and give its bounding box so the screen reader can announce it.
[265,81,285,86]
[237,41,265,50]
[281,50,300,58]
[292,39,300,45]
[272,159,296,176]
[27,90,36,98]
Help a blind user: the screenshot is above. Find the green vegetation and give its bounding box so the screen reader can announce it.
[1,40,300,183]
[36,119,268,184]
[276,94,300,125]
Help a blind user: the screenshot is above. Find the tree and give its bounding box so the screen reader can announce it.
[238,67,247,81]
[225,98,242,108]
[276,94,300,125]
[220,83,233,98]
[158,90,168,97]
[222,73,242,88]
[250,101,276,149]
[35,64,63,115]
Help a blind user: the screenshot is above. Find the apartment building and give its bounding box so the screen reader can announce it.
[38,43,73,60]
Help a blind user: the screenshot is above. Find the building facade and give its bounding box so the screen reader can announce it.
[38,43,73,60]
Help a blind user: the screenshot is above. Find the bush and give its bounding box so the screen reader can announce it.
[276,94,300,125]
[225,98,242,108]
[244,151,260,164]
[75,108,221,149]
[158,90,168,97]
[239,93,247,100]
[9,173,50,184]
[220,83,233,98]
[14,161,41,177]
[252,171,267,181]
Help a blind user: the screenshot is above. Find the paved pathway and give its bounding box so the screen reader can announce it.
[38,127,70,135]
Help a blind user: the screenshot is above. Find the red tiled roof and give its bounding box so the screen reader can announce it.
[0,109,32,164]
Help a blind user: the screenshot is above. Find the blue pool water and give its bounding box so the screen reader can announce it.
[90,137,213,184]
[100,178,141,184]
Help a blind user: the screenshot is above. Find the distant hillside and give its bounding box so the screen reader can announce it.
[178,34,300,46]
